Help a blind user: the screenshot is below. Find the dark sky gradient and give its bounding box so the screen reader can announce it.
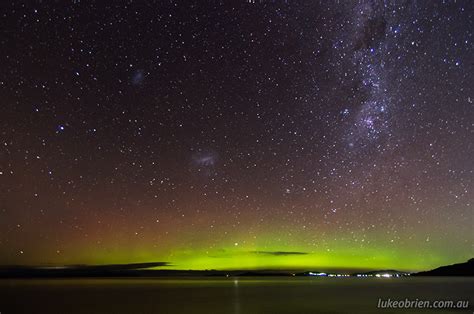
[0,1,472,271]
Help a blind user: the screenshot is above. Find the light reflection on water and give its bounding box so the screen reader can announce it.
[0,277,472,314]
[233,278,240,314]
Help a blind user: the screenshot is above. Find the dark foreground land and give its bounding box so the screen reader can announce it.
[0,277,473,314]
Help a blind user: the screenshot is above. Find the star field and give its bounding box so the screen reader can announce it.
[0,1,472,271]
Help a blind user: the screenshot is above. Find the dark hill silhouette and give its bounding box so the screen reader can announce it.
[414,258,474,276]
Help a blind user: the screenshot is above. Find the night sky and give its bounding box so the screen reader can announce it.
[1,1,472,271]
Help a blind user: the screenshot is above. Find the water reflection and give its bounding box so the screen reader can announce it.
[0,277,472,314]
[233,278,240,314]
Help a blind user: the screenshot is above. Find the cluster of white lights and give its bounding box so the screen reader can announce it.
[307,272,409,278]
[308,272,350,277]
[356,273,408,278]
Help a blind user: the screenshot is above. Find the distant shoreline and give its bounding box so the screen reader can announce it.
[0,258,472,279]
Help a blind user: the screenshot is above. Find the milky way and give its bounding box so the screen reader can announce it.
[0,1,472,271]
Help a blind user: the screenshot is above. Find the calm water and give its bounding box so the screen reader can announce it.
[0,277,472,314]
